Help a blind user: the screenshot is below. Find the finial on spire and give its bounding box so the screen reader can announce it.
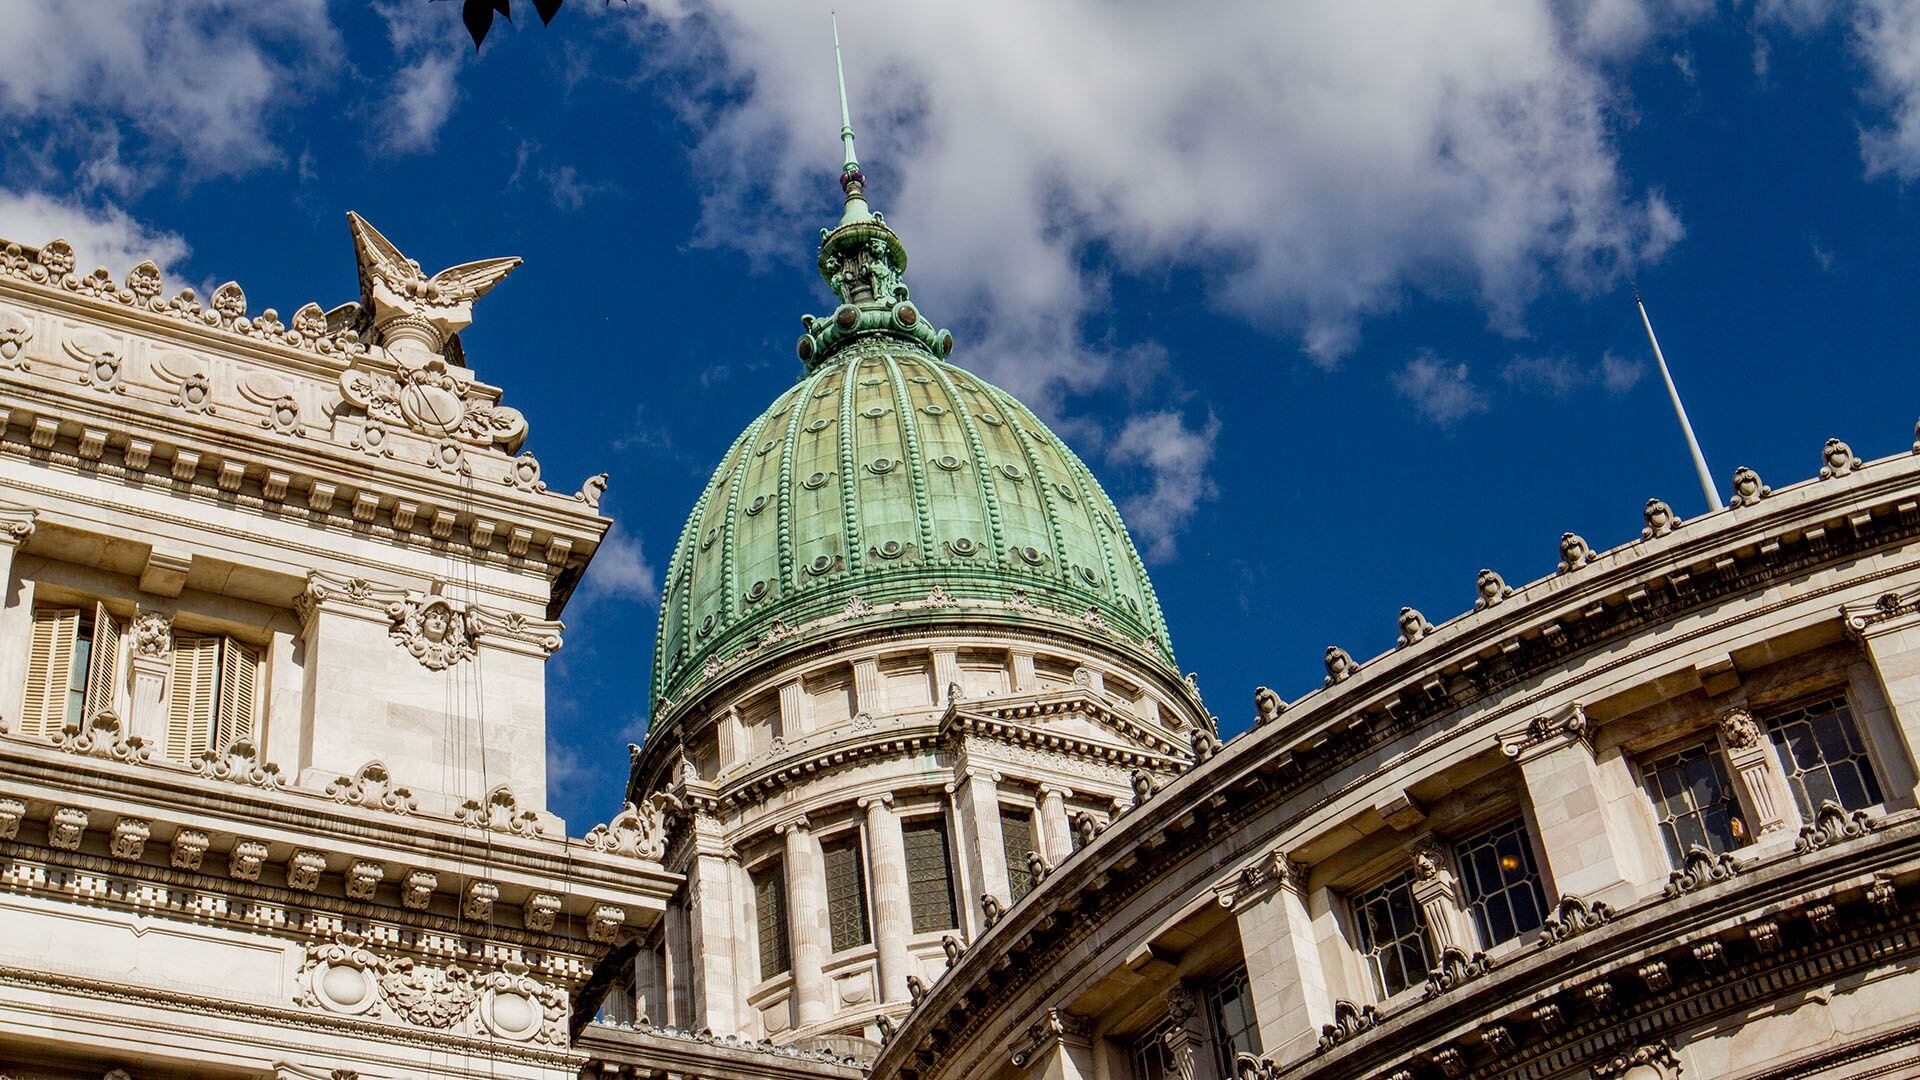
[831,14,873,227]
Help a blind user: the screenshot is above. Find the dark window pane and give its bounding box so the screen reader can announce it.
[1768,698,1883,817]
[904,817,957,933]
[1002,808,1035,903]
[753,862,790,979]
[1351,870,1431,998]
[1454,818,1549,948]
[1642,741,1742,867]
[824,834,871,953]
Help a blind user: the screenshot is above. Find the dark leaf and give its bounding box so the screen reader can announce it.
[462,0,495,47]
[534,0,563,24]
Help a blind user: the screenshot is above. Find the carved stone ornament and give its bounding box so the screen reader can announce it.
[575,472,608,507]
[1729,465,1770,507]
[387,595,476,671]
[378,957,478,1028]
[941,934,967,968]
[583,791,681,859]
[1072,809,1102,848]
[1537,894,1614,947]
[1557,531,1596,573]
[524,892,563,932]
[1820,437,1862,478]
[326,760,418,815]
[1500,704,1589,759]
[403,868,438,910]
[286,850,326,891]
[1794,799,1875,853]
[1664,843,1740,897]
[1410,836,1445,881]
[131,609,172,658]
[1643,496,1677,538]
[980,892,1006,928]
[1234,1052,1284,1080]
[464,880,500,922]
[1590,1040,1682,1079]
[1129,768,1157,807]
[230,840,270,881]
[171,829,209,870]
[346,211,520,364]
[1717,705,1762,750]
[54,711,150,763]
[109,818,150,861]
[456,784,543,836]
[0,797,24,840]
[1422,946,1493,999]
[1323,645,1359,685]
[1190,724,1222,763]
[195,739,287,788]
[1253,685,1287,725]
[48,805,87,850]
[345,861,383,901]
[475,959,567,1043]
[1007,1008,1092,1069]
[1474,568,1512,609]
[588,903,626,943]
[1317,999,1379,1051]
[1396,607,1433,647]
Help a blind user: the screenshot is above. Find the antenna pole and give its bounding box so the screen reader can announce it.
[1635,286,1724,512]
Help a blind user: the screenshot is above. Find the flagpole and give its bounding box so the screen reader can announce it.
[1635,285,1724,512]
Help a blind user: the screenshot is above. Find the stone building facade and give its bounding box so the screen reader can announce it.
[8,72,1920,1080]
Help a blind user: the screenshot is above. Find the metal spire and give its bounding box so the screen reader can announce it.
[831,14,873,226]
[1634,284,1724,512]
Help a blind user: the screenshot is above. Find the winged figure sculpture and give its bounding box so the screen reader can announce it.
[346,211,521,362]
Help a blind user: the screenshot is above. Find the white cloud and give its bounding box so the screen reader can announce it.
[1501,352,1645,396]
[0,1,336,189]
[375,2,466,153]
[581,524,660,606]
[1105,411,1221,563]
[1855,0,1920,179]
[1395,353,1488,425]
[0,190,189,278]
[619,2,1679,376]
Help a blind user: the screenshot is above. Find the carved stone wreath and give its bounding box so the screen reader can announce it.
[295,934,563,1042]
[388,595,475,670]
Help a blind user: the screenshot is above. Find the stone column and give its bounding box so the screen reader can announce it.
[1844,594,1920,806]
[1500,705,1654,907]
[1222,853,1331,1065]
[1037,785,1074,864]
[1407,834,1473,954]
[1162,982,1223,1080]
[780,816,831,1026]
[852,658,883,716]
[933,648,961,704]
[0,504,36,723]
[687,842,740,1035]
[1012,1009,1094,1079]
[1010,650,1037,691]
[778,679,808,740]
[663,898,692,1027]
[1714,704,1800,845]
[126,610,173,748]
[632,937,663,1024]
[862,794,913,1003]
[954,766,1010,922]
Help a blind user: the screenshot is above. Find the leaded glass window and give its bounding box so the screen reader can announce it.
[1641,741,1743,866]
[1351,869,1431,999]
[904,816,956,933]
[1454,818,1547,947]
[1209,965,1260,1072]
[1128,1013,1179,1080]
[824,833,871,952]
[1002,807,1035,903]
[752,862,790,979]
[1767,697,1883,816]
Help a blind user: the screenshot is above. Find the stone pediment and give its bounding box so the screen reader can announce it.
[941,687,1188,766]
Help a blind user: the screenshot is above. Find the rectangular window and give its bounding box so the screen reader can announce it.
[164,631,262,765]
[1641,740,1743,866]
[904,816,957,933]
[1454,818,1548,947]
[1767,697,1884,816]
[824,833,871,952]
[1002,806,1036,903]
[1352,869,1432,999]
[1209,965,1261,1073]
[23,604,123,738]
[753,861,790,979]
[1128,1014,1180,1080]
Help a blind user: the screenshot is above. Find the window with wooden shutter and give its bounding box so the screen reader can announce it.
[166,632,220,764]
[22,607,79,738]
[216,638,261,751]
[82,601,121,724]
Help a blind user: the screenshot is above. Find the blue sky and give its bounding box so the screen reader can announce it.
[5,2,1920,830]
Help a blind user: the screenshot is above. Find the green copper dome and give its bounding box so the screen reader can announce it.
[647,56,1178,714]
[650,335,1178,712]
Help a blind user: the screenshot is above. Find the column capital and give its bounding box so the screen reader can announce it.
[0,504,36,547]
[1037,784,1074,801]
[858,792,895,811]
[774,813,813,837]
[1213,848,1306,911]
[1498,703,1590,763]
